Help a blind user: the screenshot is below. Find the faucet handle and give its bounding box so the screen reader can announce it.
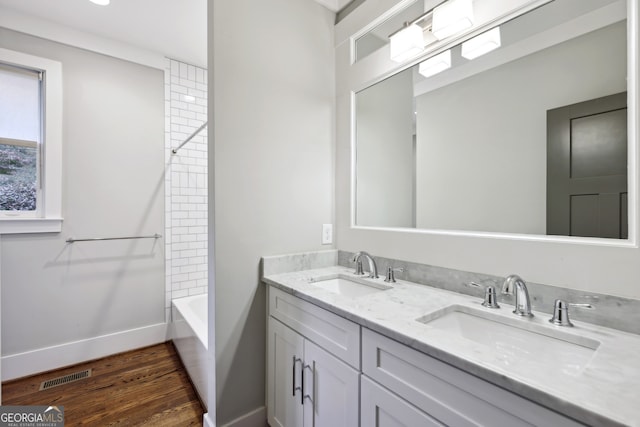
[468,282,500,309]
[548,299,594,327]
[384,267,404,283]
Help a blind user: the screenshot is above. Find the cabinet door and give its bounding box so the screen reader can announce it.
[361,376,444,427]
[363,328,585,427]
[269,286,361,369]
[267,318,304,427]
[303,340,359,427]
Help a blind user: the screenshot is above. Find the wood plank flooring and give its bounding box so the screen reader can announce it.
[2,342,205,426]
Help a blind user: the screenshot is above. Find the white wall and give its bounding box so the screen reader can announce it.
[0,28,165,372]
[211,0,335,423]
[356,67,414,227]
[415,21,626,234]
[165,58,208,321]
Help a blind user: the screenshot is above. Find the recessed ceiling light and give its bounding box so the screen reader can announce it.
[89,0,110,5]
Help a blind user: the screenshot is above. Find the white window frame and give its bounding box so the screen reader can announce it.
[0,48,62,234]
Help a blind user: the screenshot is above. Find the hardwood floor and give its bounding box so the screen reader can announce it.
[2,342,205,426]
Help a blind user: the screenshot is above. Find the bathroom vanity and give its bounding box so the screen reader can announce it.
[263,255,640,427]
[263,3,640,422]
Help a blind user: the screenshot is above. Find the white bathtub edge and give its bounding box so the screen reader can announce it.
[172,294,208,410]
[172,294,207,347]
[2,322,169,381]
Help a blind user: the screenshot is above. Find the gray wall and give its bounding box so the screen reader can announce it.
[356,67,414,228]
[0,29,165,355]
[415,22,626,234]
[211,0,335,423]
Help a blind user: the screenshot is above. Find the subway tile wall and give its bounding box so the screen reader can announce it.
[164,58,208,321]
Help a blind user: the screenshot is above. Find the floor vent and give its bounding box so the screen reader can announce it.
[39,369,92,391]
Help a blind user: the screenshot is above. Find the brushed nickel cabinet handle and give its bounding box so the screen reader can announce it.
[292,356,302,397]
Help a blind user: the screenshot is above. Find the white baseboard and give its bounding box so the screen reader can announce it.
[2,323,169,381]
[221,406,267,427]
[203,413,216,427]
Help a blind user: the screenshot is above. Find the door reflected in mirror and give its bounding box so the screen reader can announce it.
[355,0,628,238]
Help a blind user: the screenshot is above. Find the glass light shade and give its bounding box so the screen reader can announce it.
[389,24,425,63]
[418,50,452,78]
[461,27,501,59]
[432,0,474,40]
[423,30,438,46]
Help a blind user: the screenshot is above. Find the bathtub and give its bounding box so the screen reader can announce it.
[172,294,208,409]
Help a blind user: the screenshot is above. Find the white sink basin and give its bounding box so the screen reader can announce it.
[309,275,391,298]
[417,305,600,377]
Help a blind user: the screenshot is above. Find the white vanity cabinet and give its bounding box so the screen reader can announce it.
[266,284,590,427]
[361,328,585,427]
[267,287,360,427]
[361,375,445,427]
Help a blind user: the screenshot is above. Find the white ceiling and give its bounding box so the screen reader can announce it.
[315,0,353,12]
[0,0,207,66]
[0,0,349,69]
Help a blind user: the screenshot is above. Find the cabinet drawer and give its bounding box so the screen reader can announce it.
[362,328,584,427]
[361,376,444,427]
[269,286,360,368]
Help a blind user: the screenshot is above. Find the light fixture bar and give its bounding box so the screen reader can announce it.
[388,10,435,39]
[387,7,440,63]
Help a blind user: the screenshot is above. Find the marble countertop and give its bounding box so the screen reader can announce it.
[264,266,640,427]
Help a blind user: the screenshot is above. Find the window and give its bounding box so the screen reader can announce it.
[0,64,41,213]
[0,48,62,233]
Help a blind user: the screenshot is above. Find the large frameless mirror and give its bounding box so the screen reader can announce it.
[355,0,629,239]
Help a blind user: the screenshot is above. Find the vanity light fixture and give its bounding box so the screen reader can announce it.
[431,0,474,40]
[461,26,501,59]
[89,0,110,5]
[389,23,425,63]
[418,50,451,78]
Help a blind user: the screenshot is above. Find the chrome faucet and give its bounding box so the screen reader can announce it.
[501,274,533,317]
[352,251,378,279]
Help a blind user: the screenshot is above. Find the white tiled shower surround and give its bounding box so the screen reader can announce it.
[164,58,208,321]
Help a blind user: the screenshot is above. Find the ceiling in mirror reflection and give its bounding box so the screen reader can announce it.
[354,0,628,239]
